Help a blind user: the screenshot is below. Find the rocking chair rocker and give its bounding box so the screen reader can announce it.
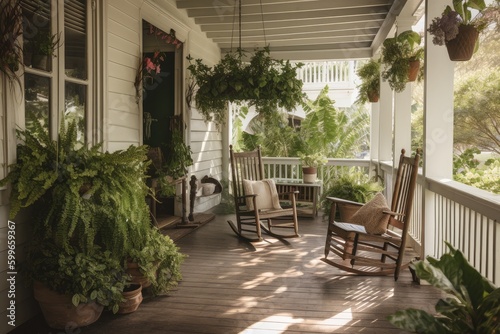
[227,145,300,241]
[322,149,420,281]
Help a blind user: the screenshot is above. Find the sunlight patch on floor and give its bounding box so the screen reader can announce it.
[318,307,353,327]
[239,313,303,333]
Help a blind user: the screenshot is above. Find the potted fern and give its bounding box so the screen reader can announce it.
[381,30,424,92]
[356,59,381,103]
[0,119,184,328]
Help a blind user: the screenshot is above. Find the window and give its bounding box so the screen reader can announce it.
[22,0,92,141]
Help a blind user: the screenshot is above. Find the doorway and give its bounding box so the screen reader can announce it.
[142,20,185,222]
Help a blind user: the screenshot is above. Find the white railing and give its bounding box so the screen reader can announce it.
[262,157,371,182]
[263,157,500,286]
[294,61,355,89]
[426,178,499,286]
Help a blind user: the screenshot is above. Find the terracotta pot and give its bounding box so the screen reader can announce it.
[445,25,479,61]
[125,261,151,288]
[407,60,420,82]
[33,281,103,329]
[302,167,317,183]
[118,284,143,314]
[367,90,379,103]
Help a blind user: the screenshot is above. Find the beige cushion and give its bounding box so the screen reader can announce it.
[349,192,390,234]
[242,179,282,211]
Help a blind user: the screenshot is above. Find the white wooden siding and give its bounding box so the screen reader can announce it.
[0,1,223,329]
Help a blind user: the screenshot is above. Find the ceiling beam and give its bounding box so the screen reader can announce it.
[193,7,390,25]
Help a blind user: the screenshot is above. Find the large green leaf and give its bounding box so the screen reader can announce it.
[388,309,449,333]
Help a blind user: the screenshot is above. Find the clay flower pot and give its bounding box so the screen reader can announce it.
[118,283,143,314]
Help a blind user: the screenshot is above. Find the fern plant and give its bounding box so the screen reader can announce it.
[1,119,185,309]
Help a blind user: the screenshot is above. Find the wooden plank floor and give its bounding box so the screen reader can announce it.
[13,213,443,334]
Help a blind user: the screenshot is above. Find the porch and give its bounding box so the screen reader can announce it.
[13,213,442,334]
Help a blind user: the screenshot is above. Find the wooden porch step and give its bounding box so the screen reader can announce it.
[154,215,182,230]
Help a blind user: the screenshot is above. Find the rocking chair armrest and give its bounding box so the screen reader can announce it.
[326,196,363,207]
[383,209,405,217]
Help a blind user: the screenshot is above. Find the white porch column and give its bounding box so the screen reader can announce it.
[370,102,380,161]
[393,17,417,166]
[423,0,455,257]
[378,76,393,162]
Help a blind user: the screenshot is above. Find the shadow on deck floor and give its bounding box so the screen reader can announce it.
[11,210,441,334]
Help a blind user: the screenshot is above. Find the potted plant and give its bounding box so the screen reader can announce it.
[187,47,305,129]
[0,0,23,88]
[356,59,381,103]
[26,242,128,328]
[0,119,185,328]
[29,31,62,70]
[321,172,383,221]
[127,227,185,296]
[299,152,328,183]
[388,242,500,333]
[381,30,424,93]
[427,0,500,61]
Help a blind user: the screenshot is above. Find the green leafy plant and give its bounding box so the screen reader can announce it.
[321,172,383,217]
[0,0,23,88]
[356,59,381,104]
[0,120,152,256]
[381,30,424,92]
[388,242,500,333]
[427,0,499,47]
[0,119,185,315]
[187,47,305,128]
[128,228,185,296]
[29,31,62,57]
[150,127,194,197]
[25,242,127,314]
[299,152,327,168]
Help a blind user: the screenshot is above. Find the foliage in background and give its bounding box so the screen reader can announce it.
[241,85,369,160]
[453,149,500,194]
[454,70,500,155]
[388,242,500,334]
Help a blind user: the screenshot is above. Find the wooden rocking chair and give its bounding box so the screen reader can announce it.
[322,149,420,281]
[227,145,300,241]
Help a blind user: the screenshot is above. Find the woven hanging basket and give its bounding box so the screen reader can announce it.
[445,25,479,61]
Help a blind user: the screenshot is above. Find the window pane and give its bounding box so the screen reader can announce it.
[21,0,54,72]
[65,0,87,79]
[65,82,86,141]
[25,73,50,132]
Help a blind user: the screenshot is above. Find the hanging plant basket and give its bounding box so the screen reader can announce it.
[367,90,379,103]
[187,47,305,128]
[445,25,479,61]
[407,60,420,82]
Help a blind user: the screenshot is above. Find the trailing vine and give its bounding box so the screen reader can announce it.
[0,0,23,89]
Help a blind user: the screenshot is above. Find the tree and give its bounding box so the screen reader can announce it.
[240,85,369,159]
[454,70,500,155]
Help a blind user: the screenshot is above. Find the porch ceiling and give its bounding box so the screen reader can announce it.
[175,0,419,60]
